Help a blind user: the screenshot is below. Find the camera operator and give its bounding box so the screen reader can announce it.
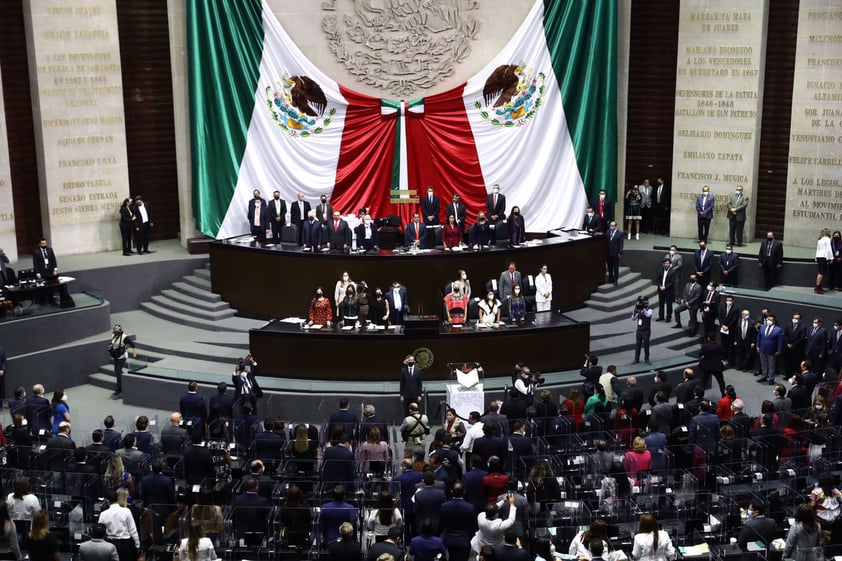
[579,354,602,398]
[514,365,544,405]
[233,353,264,416]
[632,296,653,365]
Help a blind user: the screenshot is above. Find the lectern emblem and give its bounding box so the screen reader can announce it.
[413,347,434,370]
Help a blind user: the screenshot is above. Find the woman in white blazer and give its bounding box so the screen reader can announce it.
[631,514,675,561]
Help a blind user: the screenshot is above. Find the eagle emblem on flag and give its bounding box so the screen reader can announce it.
[475,63,545,127]
[264,73,336,137]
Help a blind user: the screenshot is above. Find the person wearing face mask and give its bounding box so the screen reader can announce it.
[535,264,553,312]
[354,213,378,252]
[726,185,748,246]
[469,212,492,247]
[755,314,783,385]
[693,241,712,288]
[399,355,423,417]
[290,192,311,244]
[444,282,467,325]
[655,258,677,323]
[405,212,427,249]
[266,190,287,243]
[327,210,352,253]
[605,221,624,285]
[815,228,833,294]
[830,231,842,291]
[734,310,757,372]
[478,290,502,327]
[804,396,831,428]
[758,231,783,291]
[455,270,472,298]
[422,185,441,226]
[652,178,671,235]
[829,318,842,374]
[315,195,333,223]
[700,281,720,338]
[624,184,642,240]
[118,198,136,256]
[338,286,360,328]
[583,206,604,235]
[805,317,829,376]
[717,295,739,366]
[508,285,527,324]
[385,281,408,325]
[442,214,463,250]
[591,189,613,223]
[672,274,702,335]
[737,500,777,551]
[301,209,324,250]
[334,271,354,313]
[695,185,714,243]
[498,263,522,300]
[486,183,507,225]
[108,325,137,397]
[308,287,333,327]
[666,245,683,300]
[719,244,740,287]
[130,196,154,253]
[508,206,526,246]
[368,288,390,326]
[445,193,467,238]
[246,190,266,242]
[782,314,807,378]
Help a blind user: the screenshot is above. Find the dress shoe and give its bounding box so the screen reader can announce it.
[645,359,651,365]
[756,378,767,383]
[631,359,640,364]
[656,318,664,322]
[671,324,682,329]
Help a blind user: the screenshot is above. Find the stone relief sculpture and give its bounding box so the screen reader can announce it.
[322,0,480,97]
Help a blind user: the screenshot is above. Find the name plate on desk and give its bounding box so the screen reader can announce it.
[405,314,440,336]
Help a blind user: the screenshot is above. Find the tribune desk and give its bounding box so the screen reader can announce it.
[209,232,606,319]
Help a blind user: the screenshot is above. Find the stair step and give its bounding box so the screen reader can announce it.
[588,329,696,354]
[148,295,236,321]
[585,288,658,313]
[590,278,651,302]
[194,268,212,281]
[160,289,230,312]
[89,372,117,391]
[595,270,640,293]
[139,301,240,332]
[172,281,222,302]
[183,275,212,291]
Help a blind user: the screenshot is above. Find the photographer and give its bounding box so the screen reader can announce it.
[632,297,653,365]
[514,365,544,406]
[233,354,264,416]
[579,355,602,398]
[108,325,136,397]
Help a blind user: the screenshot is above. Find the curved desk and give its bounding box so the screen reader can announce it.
[209,233,606,319]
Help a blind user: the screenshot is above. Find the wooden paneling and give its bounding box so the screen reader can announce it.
[755,0,799,240]
[0,1,43,254]
[116,1,179,241]
[624,1,680,191]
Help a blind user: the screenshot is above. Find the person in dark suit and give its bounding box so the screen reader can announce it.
[301,210,324,250]
[471,423,506,469]
[179,381,207,432]
[469,212,492,247]
[652,178,670,234]
[368,527,405,561]
[354,214,378,251]
[102,415,123,450]
[231,478,272,533]
[605,221,623,285]
[829,318,842,374]
[232,354,263,416]
[400,355,423,417]
[32,238,58,280]
[508,206,526,246]
[290,192,311,244]
[805,318,829,376]
[647,371,672,406]
[655,257,677,322]
[208,382,235,424]
[695,185,714,243]
[693,241,713,288]
[673,274,702,335]
[132,196,154,253]
[141,458,176,519]
[727,185,748,246]
[315,195,333,223]
[320,486,357,544]
[160,412,189,455]
[737,499,778,551]
[688,400,719,452]
[758,232,784,290]
[25,384,52,438]
[440,483,477,561]
[404,212,427,249]
[118,198,136,256]
[583,206,605,235]
[787,373,811,413]
[45,421,76,449]
[756,314,784,385]
[505,422,536,478]
[445,193,467,234]
[326,522,362,560]
[414,470,447,534]
[326,211,352,252]
[421,186,441,226]
[359,405,389,443]
[734,309,756,371]
[384,281,408,325]
[322,436,355,489]
[183,434,215,485]
[486,184,507,225]
[699,334,726,396]
[699,281,720,338]
[719,245,740,287]
[675,368,702,405]
[591,189,613,224]
[266,191,287,243]
[782,314,808,378]
[327,398,358,440]
[247,190,267,241]
[717,295,739,365]
[67,447,98,474]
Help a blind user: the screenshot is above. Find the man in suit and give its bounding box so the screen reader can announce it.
[25,384,52,438]
[445,193,467,232]
[699,334,726,396]
[359,404,389,443]
[327,398,358,439]
[756,314,783,385]
[639,178,653,233]
[246,190,267,241]
[758,231,784,290]
[695,184,714,243]
[498,262,522,300]
[265,190,287,243]
[782,313,808,378]
[829,318,842,374]
[327,210,352,253]
[179,381,207,432]
[805,317,829,375]
[404,212,427,249]
[46,421,76,449]
[666,245,683,298]
[505,421,536,477]
[130,196,154,254]
[734,309,756,371]
[582,206,604,235]
[717,295,739,365]
[471,422,506,469]
[440,482,476,561]
[208,382,235,425]
[797,360,818,397]
[737,499,778,551]
[699,281,720,338]
[787,373,811,412]
[32,238,58,280]
[688,400,719,451]
[693,241,713,288]
[78,524,119,561]
[301,210,324,250]
[233,354,263,416]
[368,527,405,561]
[727,185,748,246]
[653,177,671,235]
[355,213,378,251]
[385,281,408,325]
[605,221,623,285]
[591,189,613,224]
[647,371,672,406]
[675,368,702,404]
[231,478,272,533]
[141,458,176,519]
[421,185,441,226]
[319,486,357,544]
[673,274,702,335]
[315,194,333,223]
[160,412,189,454]
[400,355,423,417]
[655,257,677,322]
[290,192,311,244]
[719,244,740,287]
[0,246,10,286]
[414,470,447,534]
[322,434,355,488]
[486,183,507,225]
[116,434,144,467]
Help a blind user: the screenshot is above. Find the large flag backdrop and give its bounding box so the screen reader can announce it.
[189,0,616,239]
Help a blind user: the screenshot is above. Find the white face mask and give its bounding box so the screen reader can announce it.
[599,195,605,200]
[669,250,675,256]
[792,319,798,324]
[587,212,593,218]
[514,289,521,295]
[708,285,714,291]
[726,250,732,255]
[766,319,774,325]
[493,189,499,194]
[813,323,819,328]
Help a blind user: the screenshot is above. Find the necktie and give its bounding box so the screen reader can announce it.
[334,220,339,232]
[812,327,818,337]
[793,323,797,332]
[42,248,47,259]
[415,225,419,242]
[742,319,747,338]
[766,326,772,337]
[727,304,731,314]
[511,272,515,286]
[409,366,413,378]
[706,291,712,303]
[768,242,773,257]
[493,194,497,209]
[242,374,251,395]
[657,186,662,202]
[253,204,260,226]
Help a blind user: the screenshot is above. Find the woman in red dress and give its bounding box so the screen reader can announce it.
[308,286,333,326]
[442,214,462,249]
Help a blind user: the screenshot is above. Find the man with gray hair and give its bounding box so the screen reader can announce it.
[728,398,752,439]
[78,523,119,561]
[619,376,644,412]
[360,404,388,443]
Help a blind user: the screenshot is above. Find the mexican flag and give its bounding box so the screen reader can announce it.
[189,0,616,239]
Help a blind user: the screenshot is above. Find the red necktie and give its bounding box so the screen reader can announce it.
[493,194,497,209]
[415,225,419,241]
[334,220,338,232]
